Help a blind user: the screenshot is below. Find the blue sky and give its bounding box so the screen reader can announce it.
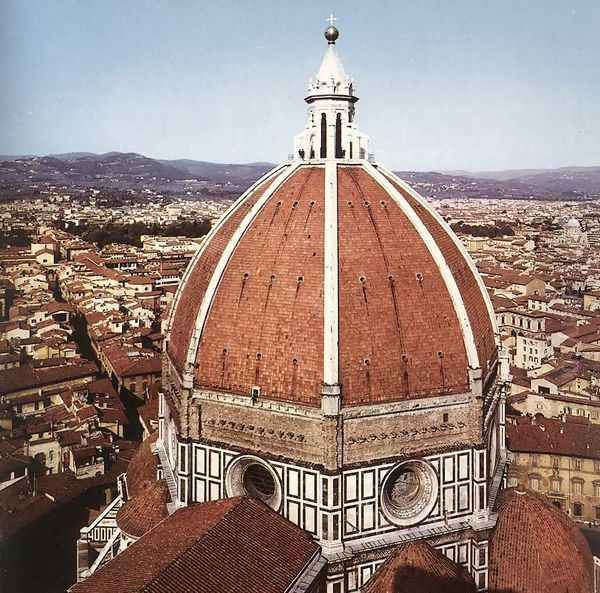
[1,0,599,171]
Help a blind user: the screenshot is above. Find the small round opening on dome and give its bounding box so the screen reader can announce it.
[381,460,438,527]
[225,455,282,510]
[243,463,275,500]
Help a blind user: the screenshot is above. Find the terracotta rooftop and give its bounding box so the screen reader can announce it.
[116,479,170,538]
[363,540,476,593]
[103,348,161,378]
[42,301,75,315]
[0,360,98,396]
[126,433,159,498]
[168,164,496,407]
[507,414,600,460]
[489,488,593,593]
[86,377,119,398]
[70,497,321,593]
[536,365,587,386]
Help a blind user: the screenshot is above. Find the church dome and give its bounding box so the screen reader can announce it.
[363,540,476,593]
[489,488,593,593]
[566,217,581,230]
[125,432,158,497]
[165,24,497,411]
[116,479,170,538]
[166,160,497,407]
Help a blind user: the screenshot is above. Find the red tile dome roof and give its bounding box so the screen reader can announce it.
[125,433,158,498]
[116,479,170,538]
[363,540,476,593]
[73,497,321,593]
[489,488,593,593]
[167,162,496,406]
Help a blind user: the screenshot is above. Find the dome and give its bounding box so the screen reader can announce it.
[566,217,581,230]
[489,488,593,593]
[166,162,497,407]
[126,433,158,498]
[363,540,476,593]
[116,479,170,538]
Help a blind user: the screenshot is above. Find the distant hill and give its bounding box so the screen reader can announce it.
[0,152,189,186]
[446,166,600,195]
[505,167,600,195]
[49,152,98,160]
[159,159,274,185]
[0,154,35,161]
[393,170,550,200]
[0,151,598,199]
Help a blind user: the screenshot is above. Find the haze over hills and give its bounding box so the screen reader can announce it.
[447,166,600,195]
[0,151,599,200]
[157,158,274,186]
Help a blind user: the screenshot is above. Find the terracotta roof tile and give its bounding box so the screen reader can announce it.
[195,166,325,405]
[338,167,470,404]
[169,163,494,407]
[126,433,159,497]
[168,176,277,371]
[0,361,97,396]
[507,414,600,460]
[363,540,476,593]
[489,488,593,593]
[70,497,320,593]
[387,175,497,379]
[116,480,169,538]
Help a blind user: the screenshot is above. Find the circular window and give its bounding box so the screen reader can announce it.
[243,463,275,500]
[380,460,438,526]
[225,455,282,510]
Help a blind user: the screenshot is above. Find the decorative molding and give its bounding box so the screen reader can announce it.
[342,393,472,419]
[191,387,473,421]
[192,388,323,420]
[323,159,340,394]
[347,421,467,446]
[203,417,307,443]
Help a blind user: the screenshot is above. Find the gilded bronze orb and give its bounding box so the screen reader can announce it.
[325,26,339,43]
